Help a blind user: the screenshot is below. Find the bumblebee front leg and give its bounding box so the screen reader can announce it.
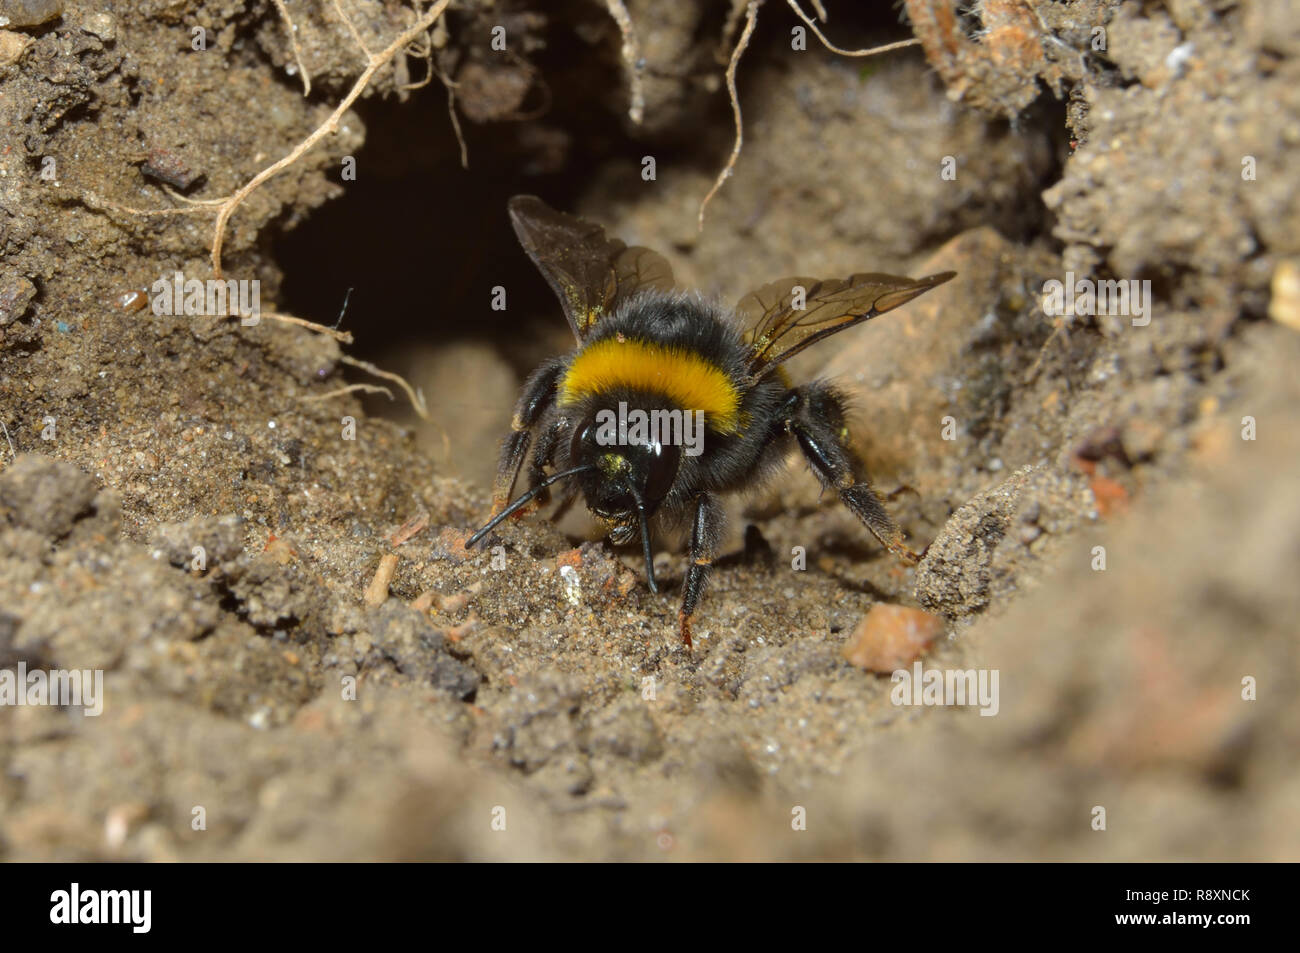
[520,414,568,510]
[678,492,725,648]
[491,358,565,515]
[785,382,920,565]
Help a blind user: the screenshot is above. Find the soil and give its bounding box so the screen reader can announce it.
[1,0,1297,860]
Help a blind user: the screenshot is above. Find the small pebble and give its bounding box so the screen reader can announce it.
[1089,475,1129,518]
[116,288,148,313]
[843,603,945,673]
[1269,260,1300,332]
[0,28,31,66]
[80,10,114,41]
[0,275,36,326]
[141,148,201,190]
[0,0,63,29]
[559,564,581,605]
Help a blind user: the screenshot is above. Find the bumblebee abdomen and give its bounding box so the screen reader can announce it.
[559,290,751,435]
[559,337,742,433]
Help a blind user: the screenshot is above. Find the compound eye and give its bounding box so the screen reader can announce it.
[642,440,682,504]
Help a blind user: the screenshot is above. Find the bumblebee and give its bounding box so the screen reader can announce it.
[468,196,954,647]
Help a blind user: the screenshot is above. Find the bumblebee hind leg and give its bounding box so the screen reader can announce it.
[490,358,565,516]
[784,382,920,565]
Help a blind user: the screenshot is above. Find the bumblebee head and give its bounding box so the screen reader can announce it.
[569,412,682,527]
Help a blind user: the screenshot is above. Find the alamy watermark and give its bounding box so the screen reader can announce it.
[0,662,104,716]
[50,883,150,933]
[891,662,999,716]
[1042,271,1151,326]
[594,401,705,457]
[151,271,261,325]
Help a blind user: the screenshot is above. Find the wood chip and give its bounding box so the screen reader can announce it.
[364,553,399,608]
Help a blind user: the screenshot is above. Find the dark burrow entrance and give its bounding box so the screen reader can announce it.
[271,2,1063,485]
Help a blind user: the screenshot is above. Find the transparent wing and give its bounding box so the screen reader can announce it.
[508,195,675,342]
[739,271,956,378]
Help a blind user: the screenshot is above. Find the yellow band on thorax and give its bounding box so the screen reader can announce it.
[559,337,741,433]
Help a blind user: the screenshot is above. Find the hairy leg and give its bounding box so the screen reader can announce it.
[490,358,566,515]
[783,382,919,564]
[518,414,568,512]
[678,492,726,648]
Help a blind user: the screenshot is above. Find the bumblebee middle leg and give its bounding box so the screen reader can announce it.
[491,358,565,515]
[678,492,726,648]
[518,414,568,512]
[783,382,920,565]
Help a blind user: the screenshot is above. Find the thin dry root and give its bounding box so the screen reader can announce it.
[161,185,227,207]
[272,0,312,95]
[303,383,396,403]
[332,0,373,60]
[716,0,752,64]
[78,190,213,217]
[787,0,921,57]
[339,355,429,420]
[397,41,436,93]
[168,310,354,343]
[698,0,759,232]
[260,311,355,343]
[434,60,470,169]
[605,0,646,125]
